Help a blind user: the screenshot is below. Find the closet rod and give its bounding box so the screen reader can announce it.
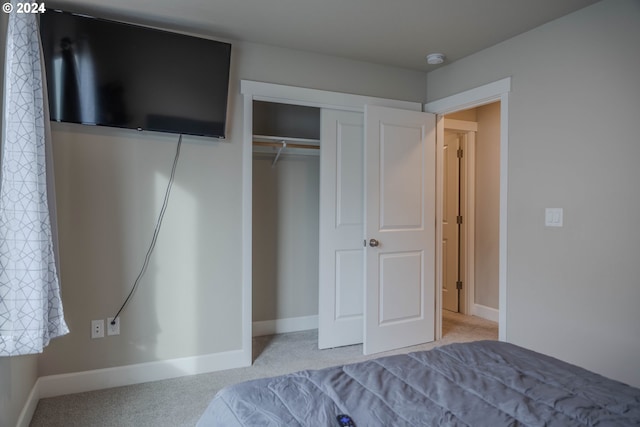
[252,140,319,150]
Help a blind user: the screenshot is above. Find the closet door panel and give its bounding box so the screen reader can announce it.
[336,123,364,227]
[335,249,364,319]
[318,109,364,349]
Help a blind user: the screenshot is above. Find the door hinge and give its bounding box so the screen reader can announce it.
[457,148,463,158]
[456,281,463,290]
[364,239,366,247]
[456,215,463,225]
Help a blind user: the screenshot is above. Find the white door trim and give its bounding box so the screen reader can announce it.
[241,80,422,361]
[241,80,421,112]
[464,131,476,317]
[444,118,478,133]
[425,77,510,342]
[426,78,511,114]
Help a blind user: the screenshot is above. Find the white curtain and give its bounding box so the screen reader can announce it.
[0,4,69,356]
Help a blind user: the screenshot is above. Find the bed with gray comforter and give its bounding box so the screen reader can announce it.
[197,340,640,426]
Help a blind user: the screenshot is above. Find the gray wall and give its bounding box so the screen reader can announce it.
[428,0,640,387]
[0,11,40,427]
[252,154,320,322]
[38,40,426,376]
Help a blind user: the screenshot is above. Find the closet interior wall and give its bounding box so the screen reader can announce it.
[252,101,321,332]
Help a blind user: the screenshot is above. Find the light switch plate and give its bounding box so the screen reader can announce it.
[545,208,563,227]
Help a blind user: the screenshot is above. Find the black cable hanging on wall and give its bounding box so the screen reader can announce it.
[110,134,183,325]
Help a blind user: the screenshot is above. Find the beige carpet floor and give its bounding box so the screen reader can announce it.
[30,311,497,426]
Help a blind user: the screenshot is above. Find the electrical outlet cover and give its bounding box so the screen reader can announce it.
[107,317,120,336]
[91,319,104,339]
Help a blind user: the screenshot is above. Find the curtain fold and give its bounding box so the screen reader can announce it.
[0,4,69,356]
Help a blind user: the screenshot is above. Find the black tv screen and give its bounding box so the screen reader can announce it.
[40,10,231,138]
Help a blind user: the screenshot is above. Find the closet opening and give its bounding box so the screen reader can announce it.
[251,101,321,354]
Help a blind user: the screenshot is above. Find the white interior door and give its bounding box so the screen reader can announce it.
[363,105,436,355]
[442,130,460,312]
[318,109,365,349]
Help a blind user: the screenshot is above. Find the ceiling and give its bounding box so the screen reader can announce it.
[49,0,600,72]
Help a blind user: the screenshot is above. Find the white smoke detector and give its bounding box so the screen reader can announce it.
[426,53,446,65]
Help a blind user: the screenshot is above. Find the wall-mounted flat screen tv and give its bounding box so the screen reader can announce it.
[40,10,232,139]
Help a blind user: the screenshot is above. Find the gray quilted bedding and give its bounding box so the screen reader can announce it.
[197,340,640,426]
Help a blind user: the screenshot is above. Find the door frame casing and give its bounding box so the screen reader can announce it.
[425,77,510,342]
[240,80,422,364]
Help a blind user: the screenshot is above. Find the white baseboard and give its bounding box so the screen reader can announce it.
[30,347,250,403]
[472,303,499,323]
[252,315,318,337]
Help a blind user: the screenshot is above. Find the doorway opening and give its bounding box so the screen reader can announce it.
[440,102,501,336]
[426,77,510,342]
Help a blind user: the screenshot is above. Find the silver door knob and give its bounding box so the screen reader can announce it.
[369,239,380,247]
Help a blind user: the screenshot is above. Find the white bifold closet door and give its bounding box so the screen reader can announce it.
[318,105,436,355]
